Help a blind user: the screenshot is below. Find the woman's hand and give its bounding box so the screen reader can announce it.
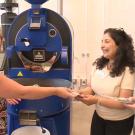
[78,87,94,95]
[123,97,135,110]
[124,103,135,110]
[6,98,21,105]
[76,94,98,105]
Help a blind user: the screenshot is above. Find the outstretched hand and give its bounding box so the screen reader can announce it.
[71,90,98,105]
[55,87,74,99]
[6,98,21,105]
[76,94,98,105]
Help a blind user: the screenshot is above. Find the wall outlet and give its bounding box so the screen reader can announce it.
[72,79,80,90]
[80,79,87,88]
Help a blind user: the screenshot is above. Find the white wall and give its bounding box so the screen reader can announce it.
[104,0,135,40]
[63,0,105,84]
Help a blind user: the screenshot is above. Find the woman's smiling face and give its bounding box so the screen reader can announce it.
[101,33,118,60]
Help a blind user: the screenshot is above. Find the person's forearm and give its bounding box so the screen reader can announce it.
[96,96,126,109]
[0,75,72,99]
[0,75,57,99]
[17,86,57,99]
[1,85,57,99]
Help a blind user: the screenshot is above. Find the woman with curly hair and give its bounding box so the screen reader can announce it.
[76,28,135,135]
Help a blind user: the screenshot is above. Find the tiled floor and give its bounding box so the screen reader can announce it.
[71,101,95,135]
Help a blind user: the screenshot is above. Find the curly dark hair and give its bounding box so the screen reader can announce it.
[94,28,135,77]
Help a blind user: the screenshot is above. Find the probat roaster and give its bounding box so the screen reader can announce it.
[5,0,72,135]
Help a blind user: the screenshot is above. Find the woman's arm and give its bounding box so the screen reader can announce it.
[0,75,73,99]
[78,89,133,109]
[96,89,133,109]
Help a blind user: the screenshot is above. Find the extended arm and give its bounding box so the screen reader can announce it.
[78,89,133,109]
[0,75,72,99]
[95,89,133,109]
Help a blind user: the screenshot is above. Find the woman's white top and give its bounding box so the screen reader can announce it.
[91,66,135,120]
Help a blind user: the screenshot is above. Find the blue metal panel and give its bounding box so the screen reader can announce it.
[8,68,71,80]
[7,97,70,117]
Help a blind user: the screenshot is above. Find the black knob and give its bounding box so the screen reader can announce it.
[42,128,46,134]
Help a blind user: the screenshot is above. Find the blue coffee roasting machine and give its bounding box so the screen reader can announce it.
[0,0,72,134]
